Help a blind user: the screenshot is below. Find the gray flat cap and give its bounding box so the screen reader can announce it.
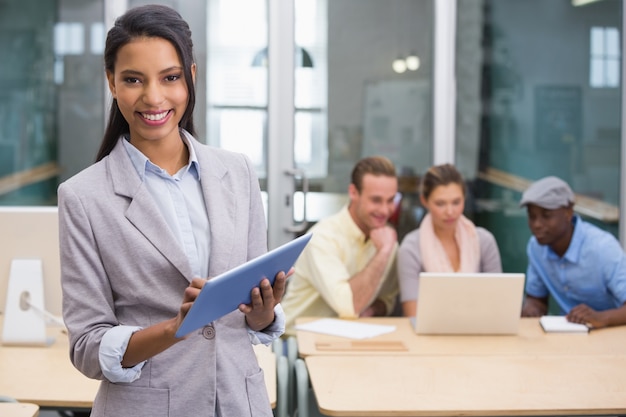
[519,176,575,209]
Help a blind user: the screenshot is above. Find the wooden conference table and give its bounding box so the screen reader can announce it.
[0,326,98,410]
[296,316,626,357]
[0,403,39,417]
[305,354,626,416]
[296,317,626,416]
[0,324,276,411]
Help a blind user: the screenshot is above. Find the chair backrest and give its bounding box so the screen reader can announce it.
[272,338,284,356]
[287,336,298,415]
[275,355,289,417]
[0,395,18,403]
[294,358,310,417]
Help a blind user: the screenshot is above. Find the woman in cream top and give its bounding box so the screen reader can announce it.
[398,164,502,317]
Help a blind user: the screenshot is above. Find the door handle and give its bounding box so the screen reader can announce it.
[284,168,309,233]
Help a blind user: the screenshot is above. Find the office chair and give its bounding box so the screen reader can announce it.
[286,336,298,415]
[275,355,289,417]
[0,395,18,402]
[272,337,284,356]
[293,358,325,417]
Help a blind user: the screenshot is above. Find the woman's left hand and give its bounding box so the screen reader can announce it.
[239,267,293,331]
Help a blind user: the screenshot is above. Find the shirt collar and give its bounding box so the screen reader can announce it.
[338,205,369,244]
[122,129,200,181]
[180,130,201,179]
[545,215,582,263]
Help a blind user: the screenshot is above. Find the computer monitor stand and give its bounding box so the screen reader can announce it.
[2,259,54,346]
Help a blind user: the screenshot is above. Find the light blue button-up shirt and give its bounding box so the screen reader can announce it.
[99,132,284,383]
[525,215,626,314]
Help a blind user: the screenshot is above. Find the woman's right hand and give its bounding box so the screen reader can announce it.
[122,278,208,366]
[174,278,207,337]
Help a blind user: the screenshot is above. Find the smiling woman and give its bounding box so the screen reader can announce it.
[106,37,194,174]
[57,5,287,417]
[96,7,198,165]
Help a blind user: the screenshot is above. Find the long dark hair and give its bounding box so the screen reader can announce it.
[95,4,197,162]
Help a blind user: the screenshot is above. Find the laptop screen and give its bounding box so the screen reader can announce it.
[414,272,525,335]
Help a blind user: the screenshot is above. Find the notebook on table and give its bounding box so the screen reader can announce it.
[414,272,525,335]
[539,315,590,333]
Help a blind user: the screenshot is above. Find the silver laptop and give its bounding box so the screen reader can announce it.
[414,272,525,335]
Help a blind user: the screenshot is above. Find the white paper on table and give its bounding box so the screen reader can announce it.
[295,318,396,339]
[539,315,590,333]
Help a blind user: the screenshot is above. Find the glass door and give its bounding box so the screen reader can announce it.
[291,0,435,243]
[205,0,435,248]
[204,0,299,248]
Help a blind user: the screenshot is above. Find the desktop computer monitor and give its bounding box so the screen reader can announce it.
[0,206,61,345]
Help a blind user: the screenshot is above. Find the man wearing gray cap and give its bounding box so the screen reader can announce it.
[519,176,626,329]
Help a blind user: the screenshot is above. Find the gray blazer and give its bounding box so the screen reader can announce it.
[59,136,272,417]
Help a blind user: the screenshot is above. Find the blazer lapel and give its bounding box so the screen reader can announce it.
[107,139,194,281]
[193,141,236,276]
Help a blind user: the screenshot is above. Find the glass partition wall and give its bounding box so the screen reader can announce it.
[0,0,106,206]
[455,0,623,273]
[205,0,435,246]
[0,0,623,262]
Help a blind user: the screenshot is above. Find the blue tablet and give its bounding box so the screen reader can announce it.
[176,233,312,338]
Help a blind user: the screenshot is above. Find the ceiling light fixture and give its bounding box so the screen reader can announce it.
[405,53,420,71]
[392,57,407,74]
